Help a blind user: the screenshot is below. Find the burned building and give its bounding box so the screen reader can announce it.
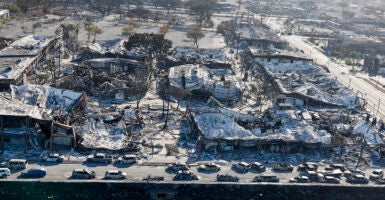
[76,58,148,99]
[187,107,333,154]
[168,64,242,103]
[0,84,86,151]
[0,35,57,90]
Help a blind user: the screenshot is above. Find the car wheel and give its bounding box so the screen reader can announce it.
[2,174,6,178]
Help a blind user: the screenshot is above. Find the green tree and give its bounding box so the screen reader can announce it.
[186,25,204,48]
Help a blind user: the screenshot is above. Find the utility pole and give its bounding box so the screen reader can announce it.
[355,135,366,169]
[50,121,54,152]
[378,99,381,115]
[58,43,61,79]
[25,117,29,153]
[164,77,170,130]
[1,116,3,154]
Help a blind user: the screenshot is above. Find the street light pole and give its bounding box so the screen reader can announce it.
[378,99,381,115]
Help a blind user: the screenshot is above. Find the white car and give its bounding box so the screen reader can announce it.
[0,168,10,178]
[104,170,127,180]
[198,163,221,172]
[370,169,383,180]
[117,155,137,164]
[41,153,64,162]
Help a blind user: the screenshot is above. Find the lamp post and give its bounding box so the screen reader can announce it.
[378,99,381,115]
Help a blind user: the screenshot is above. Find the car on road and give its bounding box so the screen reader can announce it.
[20,168,46,178]
[249,162,266,172]
[168,162,190,172]
[319,169,343,179]
[253,174,280,183]
[8,159,28,170]
[86,153,113,163]
[347,174,369,184]
[173,170,199,181]
[116,155,137,164]
[0,168,11,178]
[217,174,239,182]
[273,164,293,172]
[297,162,318,172]
[0,161,7,168]
[324,176,340,184]
[306,171,324,182]
[198,163,220,172]
[376,178,385,185]
[41,153,64,163]
[370,169,383,181]
[289,175,310,183]
[344,168,365,178]
[329,164,346,172]
[104,170,127,180]
[232,162,250,172]
[72,169,96,179]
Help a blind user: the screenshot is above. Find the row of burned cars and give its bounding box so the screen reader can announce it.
[166,161,385,184]
[289,162,384,185]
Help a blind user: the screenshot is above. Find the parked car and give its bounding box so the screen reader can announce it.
[289,175,310,183]
[253,174,279,183]
[116,155,137,164]
[0,168,11,178]
[376,178,385,184]
[273,164,293,172]
[168,162,190,172]
[198,163,220,172]
[71,169,96,179]
[104,170,127,180]
[306,171,324,182]
[298,162,318,172]
[173,170,199,181]
[41,153,64,162]
[321,169,343,179]
[347,174,369,184]
[344,168,365,178]
[86,153,113,163]
[249,162,266,172]
[8,159,28,170]
[329,163,346,172]
[370,169,383,181]
[217,174,239,182]
[324,176,340,184]
[0,161,7,168]
[232,162,250,172]
[20,168,46,178]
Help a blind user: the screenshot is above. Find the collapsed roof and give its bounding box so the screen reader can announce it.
[0,35,57,81]
[169,64,241,101]
[0,84,85,120]
[192,111,332,144]
[353,120,384,147]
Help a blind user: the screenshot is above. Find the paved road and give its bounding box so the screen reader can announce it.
[265,17,385,117]
[1,161,381,187]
